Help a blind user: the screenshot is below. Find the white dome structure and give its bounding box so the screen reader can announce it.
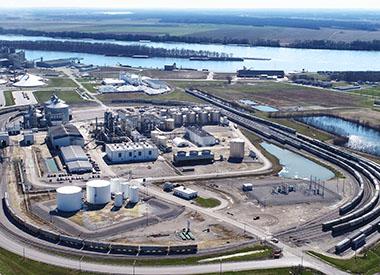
[86,180,111,205]
[13,74,45,88]
[56,186,82,212]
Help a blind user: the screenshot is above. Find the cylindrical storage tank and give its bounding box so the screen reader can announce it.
[187,112,196,125]
[56,186,82,212]
[86,180,111,205]
[173,112,183,127]
[230,138,245,159]
[169,108,178,114]
[160,109,168,116]
[157,135,168,147]
[181,107,189,113]
[211,111,221,124]
[165,118,175,131]
[204,106,213,112]
[129,185,140,203]
[110,178,121,194]
[120,181,130,199]
[221,116,229,125]
[198,111,209,125]
[150,130,160,144]
[193,107,201,113]
[114,192,123,207]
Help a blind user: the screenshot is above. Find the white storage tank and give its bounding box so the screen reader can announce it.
[86,180,111,205]
[120,181,130,199]
[151,130,160,143]
[230,138,245,159]
[110,178,121,194]
[129,185,140,203]
[157,135,168,147]
[165,118,175,131]
[114,192,123,207]
[56,186,82,212]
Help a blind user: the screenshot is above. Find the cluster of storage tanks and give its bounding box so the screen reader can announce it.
[159,106,222,131]
[56,179,140,212]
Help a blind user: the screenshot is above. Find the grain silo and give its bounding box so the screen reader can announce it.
[86,180,111,205]
[56,186,82,212]
[198,111,209,125]
[186,112,196,125]
[210,110,221,125]
[229,138,245,160]
[129,185,140,203]
[173,112,183,127]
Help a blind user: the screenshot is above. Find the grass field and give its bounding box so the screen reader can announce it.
[309,242,380,275]
[0,245,319,275]
[0,247,94,275]
[33,90,85,104]
[195,197,221,208]
[171,81,371,108]
[81,82,99,94]
[3,91,15,106]
[47,77,78,88]
[353,87,380,98]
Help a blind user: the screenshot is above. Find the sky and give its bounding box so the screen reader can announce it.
[2,0,380,10]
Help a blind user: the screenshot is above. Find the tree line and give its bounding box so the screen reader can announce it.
[2,28,380,51]
[0,40,228,59]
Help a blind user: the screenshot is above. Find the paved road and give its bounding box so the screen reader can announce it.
[0,89,5,107]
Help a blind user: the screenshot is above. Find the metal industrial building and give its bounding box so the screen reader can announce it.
[21,130,34,146]
[0,132,9,147]
[237,69,285,78]
[105,142,159,163]
[60,145,92,174]
[48,124,84,149]
[185,127,216,147]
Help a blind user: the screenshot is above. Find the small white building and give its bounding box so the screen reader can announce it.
[186,126,216,147]
[102,78,125,86]
[173,186,198,200]
[105,142,159,163]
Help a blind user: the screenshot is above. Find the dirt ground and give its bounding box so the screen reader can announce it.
[107,209,253,248]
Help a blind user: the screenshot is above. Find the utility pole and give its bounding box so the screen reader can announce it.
[219,259,222,275]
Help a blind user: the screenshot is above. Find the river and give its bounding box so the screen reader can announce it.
[1,34,380,72]
[261,142,335,181]
[296,116,380,156]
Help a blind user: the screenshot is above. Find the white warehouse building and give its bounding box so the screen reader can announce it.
[185,126,216,147]
[105,142,159,163]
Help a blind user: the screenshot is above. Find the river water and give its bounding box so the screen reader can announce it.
[1,34,380,72]
[296,116,380,156]
[261,142,335,181]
